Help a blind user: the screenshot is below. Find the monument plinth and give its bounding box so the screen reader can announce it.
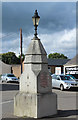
[14,10,57,118]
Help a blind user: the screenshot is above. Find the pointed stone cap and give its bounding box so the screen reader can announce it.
[24,38,48,64]
[26,38,47,55]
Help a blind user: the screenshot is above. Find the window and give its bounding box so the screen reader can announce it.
[56,76,60,80]
[60,75,72,80]
[7,74,15,77]
[52,75,57,79]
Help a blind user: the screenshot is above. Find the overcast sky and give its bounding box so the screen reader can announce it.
[1,2,76,58]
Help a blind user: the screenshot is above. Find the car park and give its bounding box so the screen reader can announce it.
[52,74,78,91]
[1,73,19,83]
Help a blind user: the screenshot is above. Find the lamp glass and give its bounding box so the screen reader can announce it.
[32,17,40,26]
[32,18,35,26]
[36,17,40,26]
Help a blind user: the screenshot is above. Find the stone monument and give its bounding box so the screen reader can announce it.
[14,10,57,118]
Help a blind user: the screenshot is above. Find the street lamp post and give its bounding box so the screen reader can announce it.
[32,10,40,39]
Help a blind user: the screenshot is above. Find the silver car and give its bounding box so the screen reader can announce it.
[1,73,19,83]
[67,75,78,83]
[52,74,78,91]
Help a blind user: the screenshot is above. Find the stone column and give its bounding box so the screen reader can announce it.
[14,37,57,118]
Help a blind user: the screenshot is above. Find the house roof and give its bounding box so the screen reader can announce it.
[48,58,70,66]
[64,54,78,66]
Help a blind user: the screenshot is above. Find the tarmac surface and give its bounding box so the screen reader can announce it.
[0,83,78,120]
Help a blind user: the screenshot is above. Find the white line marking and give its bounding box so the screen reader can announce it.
[0,100,13,104]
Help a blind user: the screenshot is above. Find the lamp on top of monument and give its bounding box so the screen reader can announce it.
[32,10,40,39]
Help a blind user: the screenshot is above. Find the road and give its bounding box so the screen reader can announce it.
[0,83,78,120]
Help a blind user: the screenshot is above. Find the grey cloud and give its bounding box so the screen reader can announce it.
[2,2,76,35]
[2,2,76,59]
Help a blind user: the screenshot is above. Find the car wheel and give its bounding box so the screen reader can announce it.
[6,79,8,83]
[60,84,64,91]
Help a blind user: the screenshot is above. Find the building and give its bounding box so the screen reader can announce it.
[0,60,12,75]
[12,59,70,77]
[0,59,23,78]
[64,54,78,78]
[12,63,24,78]
[48,58,70,75]
[0,58,70,78]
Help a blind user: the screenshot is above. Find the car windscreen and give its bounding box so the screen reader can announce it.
[60,76,72,80]
[7,74,15,77]
[70,75,76,79]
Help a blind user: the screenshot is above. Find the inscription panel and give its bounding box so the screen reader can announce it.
[38,71,52,93]
[40,72,49,88]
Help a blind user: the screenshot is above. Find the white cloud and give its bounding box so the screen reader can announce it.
[2,28,76,59]
[22,28,76,58]
[39,28,76,58]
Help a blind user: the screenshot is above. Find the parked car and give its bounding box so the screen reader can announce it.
[67,74,78,82]
[52,74,78,91]
[1,73,19,83]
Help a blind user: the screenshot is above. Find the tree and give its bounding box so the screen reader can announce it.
[1,52,21,64]
[48,53,68,59]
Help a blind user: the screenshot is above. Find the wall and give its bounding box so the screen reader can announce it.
[0,60,11,75]
[12,63,24,78]
[48,65,63,74]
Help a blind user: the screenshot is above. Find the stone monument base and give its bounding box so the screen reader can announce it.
[14,92,57,118]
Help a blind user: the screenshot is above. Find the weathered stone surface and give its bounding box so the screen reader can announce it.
[20,39,52,93]
[37,93,57,118]
[14,92,37,117]
[25,39,47,55]
[14,38,57,118]
[20,64,52,93]
[14,92,57,118]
